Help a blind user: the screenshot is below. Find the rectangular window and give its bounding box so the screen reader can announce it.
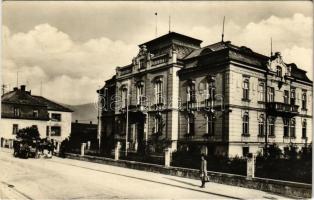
[121,88,128,108]
[137,85,144,105]
[155,81,163,104]
[242,112,249,136]
[290,119,296,138]
[13,107,20,117]
[33,110,39,118]
[302,91,307,109]
[283,118,289,137]
[258,114,265,136]
[51,126,61,136]
[283,90,289,104]
[268,117,275,137]
[302,120,307,139]
[242,147,249,157]
[12,124,18,135]
[290,89,296,105]
[258,83,265,102]
[206,115,215,135]
[139,59,145,69]
[51,113,61,121]
[46,126,50,137]
[268,87,275,102]
[187,115,195,135]
[242,79,249,100]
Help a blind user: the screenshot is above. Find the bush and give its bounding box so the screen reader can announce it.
[171,150,247,176]
[256,144,312,183]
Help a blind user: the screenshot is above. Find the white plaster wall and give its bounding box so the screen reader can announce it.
[0,118,47,139]
[48,111,72,142]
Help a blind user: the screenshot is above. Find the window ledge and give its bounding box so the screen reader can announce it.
[241,134,250,137]
[257,101,265,104]
[242,99,251,102]
[268,135,276,138]
[301,108,308,111]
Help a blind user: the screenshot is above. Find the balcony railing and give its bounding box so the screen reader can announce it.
[266,102,299,117]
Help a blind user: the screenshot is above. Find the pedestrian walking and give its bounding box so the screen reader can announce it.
[200,155,208,188]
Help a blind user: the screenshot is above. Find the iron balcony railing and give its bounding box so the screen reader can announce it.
[266,102,299,116]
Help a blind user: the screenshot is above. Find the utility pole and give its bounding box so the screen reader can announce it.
[125,90,129,157]
[2,84,7,95]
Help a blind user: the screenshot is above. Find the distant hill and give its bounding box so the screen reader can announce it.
[62,103,98,124]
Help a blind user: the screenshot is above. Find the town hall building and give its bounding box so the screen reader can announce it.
[98,32,312,157]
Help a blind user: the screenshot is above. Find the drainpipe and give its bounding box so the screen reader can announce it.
[264,68,269,156]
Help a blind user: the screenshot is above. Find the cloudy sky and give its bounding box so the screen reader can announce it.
[2,1,313,105]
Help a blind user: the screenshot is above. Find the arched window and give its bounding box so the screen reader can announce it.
[258,114,265,136]
[290,88,296,105]
[258,82,265,102]
[136,81,144,105]
[302,119,307,139]
[121,87,128,108]
[276,66,282,77]
[186,80,196,103]
[242,79,249,100]
[242,112,249,136]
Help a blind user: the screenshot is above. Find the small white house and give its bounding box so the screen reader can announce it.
[0,85,72,148]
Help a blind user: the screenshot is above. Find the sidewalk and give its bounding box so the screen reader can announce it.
[51,154,290,199]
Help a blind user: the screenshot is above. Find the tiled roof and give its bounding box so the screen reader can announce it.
[32,96,73,112]
[288,63,312,83]
[1,88,73,112]
[2,90,47,107]
[139,31,202,48]
[183,41,311,83]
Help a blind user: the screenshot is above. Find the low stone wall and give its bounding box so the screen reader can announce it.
[65,153,312,198]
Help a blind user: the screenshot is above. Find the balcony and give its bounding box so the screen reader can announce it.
[266,102,299,117]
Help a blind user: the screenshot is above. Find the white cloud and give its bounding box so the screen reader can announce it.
[2,24,137,104]
[186,13,313,79]
[2,13,312,104]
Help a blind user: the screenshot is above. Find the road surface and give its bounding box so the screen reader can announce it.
[0,149,288,199]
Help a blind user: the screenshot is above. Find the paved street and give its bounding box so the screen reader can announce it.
[0,149,288,199]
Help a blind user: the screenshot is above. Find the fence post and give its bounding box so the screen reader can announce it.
[165,148,171,167]
[81,143,86,156]
[247,153,255,180]
[87,141,91,150]
[115,141,121,161]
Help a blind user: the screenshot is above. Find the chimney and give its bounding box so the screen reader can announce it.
[13,87,18,91]
[20,85,26,91]
[90,121,92,124]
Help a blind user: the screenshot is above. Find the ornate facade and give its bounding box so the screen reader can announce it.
[98,32,312,157]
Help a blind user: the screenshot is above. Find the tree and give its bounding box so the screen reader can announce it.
[16,126,40,140]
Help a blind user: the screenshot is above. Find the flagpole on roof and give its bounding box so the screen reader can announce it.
[221,16,225,42]
[155,12,158,38]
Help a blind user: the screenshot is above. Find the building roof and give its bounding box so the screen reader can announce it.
[139,31,202,48]
[2,86,73,112]
[2,89,47,107]
[183,41,311,83]
[32,95,73,112]
[287,63,312,82]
